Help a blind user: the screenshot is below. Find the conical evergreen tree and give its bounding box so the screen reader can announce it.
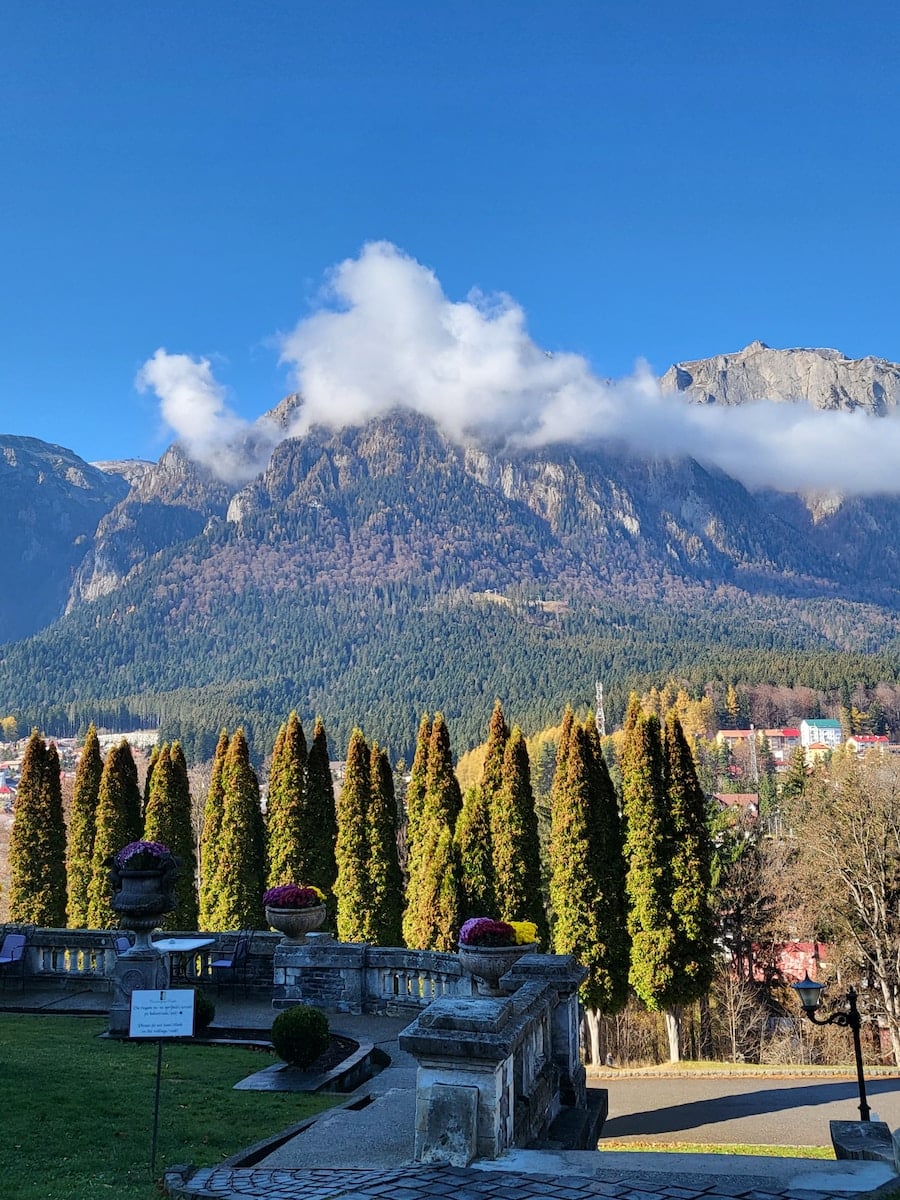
[481,699,510,803]
[87,740,143,928]
[456,783,495,917]
[403,712,464,949]
[404,713,432,854]
[199,730,228,929]
[663,713,715,1003]
[491,726,548,940]
[551,721,629,1015]
[143,743,160,819]
[9,731,67,925]
[170,740,198,921]
[621,707,689,1060]
[305,717,338,896]
[143,743,199,930]
[266,711,309,887]
[367,743,404,945]
[334,728,372,942]
[66,723,103,927]
[209,729,266,931]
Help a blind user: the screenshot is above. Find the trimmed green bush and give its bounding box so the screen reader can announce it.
[193,988,216,1034]
[271,1004,330,1068]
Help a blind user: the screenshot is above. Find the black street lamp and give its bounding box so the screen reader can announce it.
[792,972,870,1122]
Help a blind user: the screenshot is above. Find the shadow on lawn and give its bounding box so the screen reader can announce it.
[602,1078,900,1137]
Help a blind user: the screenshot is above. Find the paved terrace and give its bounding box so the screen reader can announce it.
[2,981,897,1200]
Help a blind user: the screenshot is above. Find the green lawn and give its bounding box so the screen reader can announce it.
[599,1141,833,1158]
[1,1014,337,1200]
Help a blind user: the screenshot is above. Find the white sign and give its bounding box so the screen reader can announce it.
[129,989,196,1039]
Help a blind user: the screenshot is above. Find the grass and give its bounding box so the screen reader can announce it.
[599,1141,833,1158]
[1,1013,338,1200]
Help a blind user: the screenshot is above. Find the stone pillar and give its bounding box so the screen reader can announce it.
[502,953,588,1107]
[272,938,367,1012]
[399,996,518,1162]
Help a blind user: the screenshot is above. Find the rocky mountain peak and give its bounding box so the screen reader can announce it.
[661,342,900,415]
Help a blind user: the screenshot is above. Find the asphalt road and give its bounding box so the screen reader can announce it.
[598,1074,900,1147]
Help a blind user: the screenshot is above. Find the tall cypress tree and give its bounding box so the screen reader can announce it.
[621,707,685,1060]
[455,783,495,917]
[199,729,228,930]
[404,713,432,855]
[144,743,199,930]
[367,743,404,946]
[143,743,160,819]
[209,729,266,931]
[334,728,372,942]
[66,723,103,927]
[9,731,67,925]
[492,725,548,940]
[663,713,716,1005]
[266,711,309,887]
[87,740,143,928]
[551,718,629,1065]
[306,716,338,897]
[403,712,463,950]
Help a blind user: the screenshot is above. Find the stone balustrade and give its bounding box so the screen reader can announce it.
[272,940,476,1012]
[0,924,281,992]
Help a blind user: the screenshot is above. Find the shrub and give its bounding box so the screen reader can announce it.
[193,988,216,1034]
[271,1004,330,1068]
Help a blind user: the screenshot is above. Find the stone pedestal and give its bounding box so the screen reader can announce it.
[108,947,169,1036]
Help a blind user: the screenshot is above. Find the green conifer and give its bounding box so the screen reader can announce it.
[143,743,199,930]
[366,743,404,945]
[87,740,143,928]
[403,712,464,949]
[199,729,228,929]
[662,713,715,1001]
[455,783,495,917]
[404,714,432,853]
[306,716,338,897]
[266,711,309,887]
[66,723,103,927]
[334,728,372,942]
[9,731,67,925]
[491,726,548,940]
[143,743,159,819]
[551,720,629,1014]
[209,729,266,931]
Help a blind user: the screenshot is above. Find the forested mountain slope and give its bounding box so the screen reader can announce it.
[4,346,900,760]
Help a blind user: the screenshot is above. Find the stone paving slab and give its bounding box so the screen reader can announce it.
[166,1164,880,1200]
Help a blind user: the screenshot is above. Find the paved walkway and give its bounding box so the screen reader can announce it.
[5,986,898,1200]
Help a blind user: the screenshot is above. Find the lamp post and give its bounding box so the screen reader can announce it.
[792,973,870,1122]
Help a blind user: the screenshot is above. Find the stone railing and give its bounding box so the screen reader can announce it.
[272,941,476,1013]
[399,953,601,1163]
[0,924,280,993]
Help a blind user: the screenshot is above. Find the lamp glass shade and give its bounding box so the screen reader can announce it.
[792,972,825,1010]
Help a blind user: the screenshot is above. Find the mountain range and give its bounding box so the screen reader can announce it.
[3,343,900,761]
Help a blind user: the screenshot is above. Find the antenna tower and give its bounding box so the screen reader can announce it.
[595,681,606,738]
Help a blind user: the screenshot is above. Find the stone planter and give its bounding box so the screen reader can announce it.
[266,904,327,944]
[111,866,177,950]
[458,942,538,993]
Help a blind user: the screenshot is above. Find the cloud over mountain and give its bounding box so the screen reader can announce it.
[138,242,900,495]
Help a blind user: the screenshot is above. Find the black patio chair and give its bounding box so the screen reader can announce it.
[211,930,252,997]
[0,932,27,991]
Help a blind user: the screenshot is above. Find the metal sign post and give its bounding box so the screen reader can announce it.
[129,989,196,1175]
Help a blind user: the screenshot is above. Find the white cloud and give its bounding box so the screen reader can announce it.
[141,242,900,495]
[135,348,279,483]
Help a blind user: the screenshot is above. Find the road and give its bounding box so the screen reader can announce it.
[597,1073,900,1147]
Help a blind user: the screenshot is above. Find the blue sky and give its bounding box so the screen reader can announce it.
[3,2,900,465]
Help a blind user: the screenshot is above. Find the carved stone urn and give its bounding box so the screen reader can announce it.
[458,942,538,994]
[106,841,179,1036]
[265,904,326,944]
